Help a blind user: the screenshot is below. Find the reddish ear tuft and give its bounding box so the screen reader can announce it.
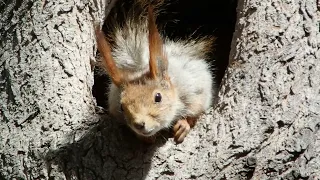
[95,28,123,87]
[148,5,167,79]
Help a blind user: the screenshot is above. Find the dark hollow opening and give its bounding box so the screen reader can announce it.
[92,0,238,108]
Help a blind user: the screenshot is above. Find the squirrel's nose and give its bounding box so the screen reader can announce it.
[133,122,145,130]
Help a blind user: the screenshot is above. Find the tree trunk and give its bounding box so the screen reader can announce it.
[0,0,319,179]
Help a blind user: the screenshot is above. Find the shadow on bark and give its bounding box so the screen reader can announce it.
[45,107,170,179]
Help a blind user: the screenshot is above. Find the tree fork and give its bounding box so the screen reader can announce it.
[0,0,319,179]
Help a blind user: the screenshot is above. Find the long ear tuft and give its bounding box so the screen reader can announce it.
[148,5,167,79]
[95,28,123,87]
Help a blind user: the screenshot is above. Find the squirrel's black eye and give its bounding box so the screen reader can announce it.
[154,93,162,103]
[120,104,124,111]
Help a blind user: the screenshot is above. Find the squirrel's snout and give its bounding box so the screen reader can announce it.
[133,121,145,130]
[132,121,156,136]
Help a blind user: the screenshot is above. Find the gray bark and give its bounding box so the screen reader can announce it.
[0,0,319,179]
[0,0,111,178]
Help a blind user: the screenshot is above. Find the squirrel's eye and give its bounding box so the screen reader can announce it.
[120,104,124,111]
[155,93,162,103]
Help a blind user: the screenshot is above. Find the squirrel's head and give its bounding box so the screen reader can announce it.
[119,77,178,136]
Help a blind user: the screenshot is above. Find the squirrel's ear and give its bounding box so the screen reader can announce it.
[95,28,124,87]
[148,5,168,79]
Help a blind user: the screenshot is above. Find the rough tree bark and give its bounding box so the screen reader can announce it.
[0,0,319,179]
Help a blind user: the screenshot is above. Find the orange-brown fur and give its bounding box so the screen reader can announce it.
[95,29,123,87]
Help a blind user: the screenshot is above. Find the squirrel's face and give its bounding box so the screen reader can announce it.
[120,79,178,137]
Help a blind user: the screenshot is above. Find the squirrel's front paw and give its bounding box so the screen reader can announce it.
[173,119,190,144]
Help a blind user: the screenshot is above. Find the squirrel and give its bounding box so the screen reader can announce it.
[95,0,216,144]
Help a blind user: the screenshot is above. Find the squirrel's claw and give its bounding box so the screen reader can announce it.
[173,119,191,144]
